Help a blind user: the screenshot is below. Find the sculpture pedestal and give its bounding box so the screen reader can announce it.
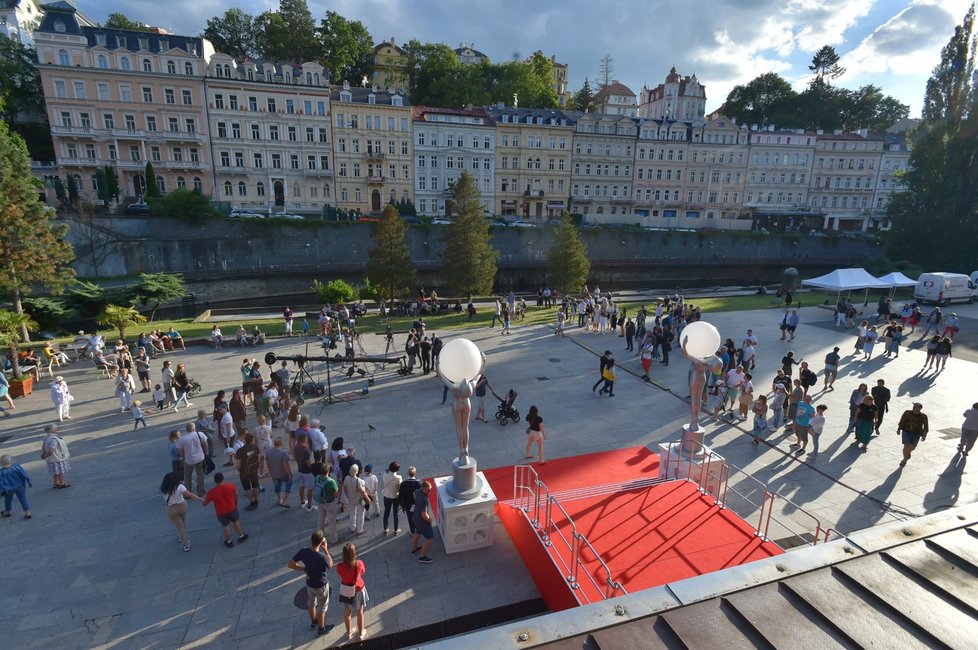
[658,435,726,499]
[435,472,497,554]
[447,456,482,499]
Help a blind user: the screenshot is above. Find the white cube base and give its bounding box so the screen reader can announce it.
[658,440,726,498]
[435,472,498,554]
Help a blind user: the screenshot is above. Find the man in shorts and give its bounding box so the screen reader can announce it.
[234,432,261,510]
[409,480,436,564]
[793,395,815,454]
[287,530,334,636]
[823,347,840,390]
[897,402,929,467]
[202,472,248,548]
[265,437,293,507]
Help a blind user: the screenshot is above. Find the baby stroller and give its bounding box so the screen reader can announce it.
[493,389,520,425]
[187,377,203,398]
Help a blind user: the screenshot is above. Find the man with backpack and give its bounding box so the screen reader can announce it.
[798,362,818,396]
[398,467,422,535]
[314,463,340,543]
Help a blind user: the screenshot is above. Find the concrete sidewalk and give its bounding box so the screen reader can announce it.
[0,301,975,648]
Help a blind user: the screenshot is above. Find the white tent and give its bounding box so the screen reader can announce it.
[802,268,891,306]
[876,272,917,288]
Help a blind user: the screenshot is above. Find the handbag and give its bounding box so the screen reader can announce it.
[203,455,216,475]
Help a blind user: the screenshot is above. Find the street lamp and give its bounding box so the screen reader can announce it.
[438,338,486,498]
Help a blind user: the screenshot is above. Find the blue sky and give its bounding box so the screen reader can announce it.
[76,0,975,117]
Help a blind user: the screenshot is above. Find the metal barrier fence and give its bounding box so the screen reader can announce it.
[660,440,839,547]
[512,465,628,604]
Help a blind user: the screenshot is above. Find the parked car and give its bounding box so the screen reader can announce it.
[126,202,150,215]
[229,210,264,219]
[510,220,535,228]
[270,212,303,220]
[431,218,452,225]
[402,216,423,225]
[543,219,564,227]
[914,272,977,305]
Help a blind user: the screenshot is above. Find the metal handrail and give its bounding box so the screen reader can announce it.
[512,465,629,605]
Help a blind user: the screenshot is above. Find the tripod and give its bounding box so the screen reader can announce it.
[288,359,324,406]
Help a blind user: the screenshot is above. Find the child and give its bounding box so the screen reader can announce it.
[255,415,273,478]
[301,319,310,337]
[153,383,166,412]
[361,464,380,520]
[202,472,248,548]
[708,381,727,420]
[132,400,148,429]
[598,359,616,397]
[168,430,183,475]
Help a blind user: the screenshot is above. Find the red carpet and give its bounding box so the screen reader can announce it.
[482,447,783,610]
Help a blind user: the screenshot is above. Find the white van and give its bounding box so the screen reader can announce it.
[915,272,977,305]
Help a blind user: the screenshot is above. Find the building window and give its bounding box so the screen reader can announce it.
[176,176,186,189]
[237,181,247,197]
[167,60,176,74]
[223,181,232,196]
[182,90,192,106]
[142,87,153,103]
[164,89,175,104]
[146,116,157,132]
[256,182,265,196]
[185,62,194,76]
[54,80,66,98]
[73,81,86,99]
[193,177,202,191]
[120,57,131,71]
[58,49,69,65]
[142,59,152,73]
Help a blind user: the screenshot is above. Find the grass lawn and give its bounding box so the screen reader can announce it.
[41,294,790,349]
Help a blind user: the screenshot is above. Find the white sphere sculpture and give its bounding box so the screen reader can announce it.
[439,338,483,383]
[680,321,721,360]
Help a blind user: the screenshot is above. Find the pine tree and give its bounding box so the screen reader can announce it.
[0,116,75,341]
[441,171,498,297]
[53,176,66,204]
[887,5,977,270]
[66,173,79,203]
[105,166,120,202]
[144,162,160,199]
[548,213,590,293]
[366,204,416,303]
[95,167,109,205]
[574,78,595,112]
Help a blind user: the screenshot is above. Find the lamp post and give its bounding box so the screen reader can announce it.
[679,321,722,454]
[437,338,486,499]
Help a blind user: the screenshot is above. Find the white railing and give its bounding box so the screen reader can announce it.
[512,465,627,604]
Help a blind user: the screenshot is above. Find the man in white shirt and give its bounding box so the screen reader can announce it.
[218,405,235,466]
[177,421,209,496]
[724,366,746,411]
[741,342,756,371]
[742,329,758,349]
[308,418,328,463]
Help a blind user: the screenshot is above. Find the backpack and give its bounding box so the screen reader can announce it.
[317,476,339,504]
[801,369,817,386]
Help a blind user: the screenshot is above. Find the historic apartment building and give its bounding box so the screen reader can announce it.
[370,38,408,91]
[639,68,707,122]
[412,105,495,217]
[632,118,692,220]
[569,112,637,220]
[330,83,413,214]
[484,107,575,221]
[34,2,214,201]
[205,53,334,214]
[744,128,818,231]
[682,116,749,221]
[810,132,885,231]
[593,81,638,117]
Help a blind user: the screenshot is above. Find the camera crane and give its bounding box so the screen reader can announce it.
[264,351,404,407]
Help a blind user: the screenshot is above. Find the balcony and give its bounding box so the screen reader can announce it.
[59,157,99,167]
[611,196,631,204]
[216,164,247,174]
[159,160,207,171]
[160,130,202,142]
[50,125,96,138]
[111,128,146,139]
[303,168,334,177]
[365,150,385,161]
[368,175,385,184]
[524,189,544,197]
[31,161,58,172]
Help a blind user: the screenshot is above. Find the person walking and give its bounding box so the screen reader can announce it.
[288,530,334,637]
[793,395,815,454]
[921,307,943,338]
[116,368,136,413]
[862,326,879,361]
[49,376,72,421]
[854,396,878,451]
[935,336,953,371]
[785,310,800,340]
[419,336,432,374]
[923,335,941,371]
[160,471,203,552]
[781,351,801,378]
[598,359,617,397]
[398,467,422,536]
[798,362,817,396]
[490,299,501,328]
[942,313,960,339]
[855,320,869,352]
[266,436,293,508]
[172,363,193,411]
[381,462,402,536]
[871,379,891,434]
[0,454,32,519]
[176,422,209,497]
[501,305,512,335]
[336,542,368,641]
[750,394,768,446]
[592,351,613,393]
[314,463,340,543]
[294,433,316,512]
[283,306,294,337]
[809,404,827,455]
[823,347,841,390]
[524,405,547,463]
[131,400,148,429]
[474,374,493,422]
[845,384,869,435]
[234,432,261,511]
[958,403,978,457]
[409,480,436,564]
[40,424,70,489]
[640,336,655,382]
[897,402,929,466]
[202,472,249,548]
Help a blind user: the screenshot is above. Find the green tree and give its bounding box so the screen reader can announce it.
[839,84,910,131]
[254,0,320,63]
[722,72,798,127]
[149,188,216,223]
[132,272,187,321]
[98,304,147,342]
[809,45,846,85]
[53,176,66,204]
[441,171,498,297]
[312,278,357,304]
[105,166,120,201]
[318,11,374,84]
[547,213,590,293]
[66,173,79,203]
[0,309,39,378]
[144,162,160,199]
[366,204,415,303]
[887,5,978,271]
[0,117,74,341]
[203,8,256,59]
[0,37,46,125]
[103,12,150,31]
[573,78,595,112]
[95,167,109,205]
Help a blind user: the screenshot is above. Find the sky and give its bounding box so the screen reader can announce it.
[75,0,976,117]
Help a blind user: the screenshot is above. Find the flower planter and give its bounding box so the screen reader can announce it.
[9,375,33,398]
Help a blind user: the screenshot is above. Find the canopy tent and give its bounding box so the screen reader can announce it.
[876,272,917,288]
[801,268,891,306]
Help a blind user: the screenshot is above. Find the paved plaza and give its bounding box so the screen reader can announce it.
[1,300,977,648]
